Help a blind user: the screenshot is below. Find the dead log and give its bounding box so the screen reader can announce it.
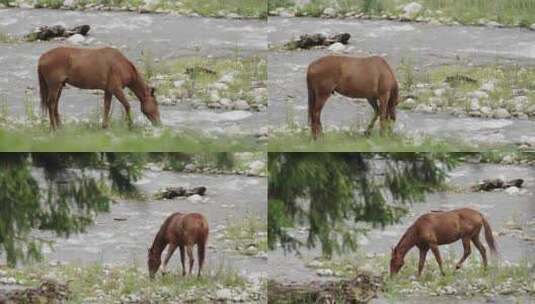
[285,32,351,50]
[472,178,523,192]
[25,24,91,41]
[155,186,207,199]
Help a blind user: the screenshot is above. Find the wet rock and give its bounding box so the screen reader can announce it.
[322,7,337,18]
[472,178,523,191]
[328,42,346,52]
[25,24,90,41]
[401,2,423,20]
[493,108,510,119]
[155,186,207,199]
[316,269,334,276]
[66,33,86,45]
[233,100,250,110]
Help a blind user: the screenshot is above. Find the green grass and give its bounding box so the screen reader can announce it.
[1,262,256,303]
[398,63,535,115]
[268,129,480,152]
[302,252,533,300]
[0,121,262,152]
[0,31,19,43]
[146,55,267,108]
[223,214,267,255]
[270,0,535,27]
[29,0,267,18]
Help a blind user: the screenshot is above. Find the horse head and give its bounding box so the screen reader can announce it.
[147,247,161,279]
[389,246,404,277]
[140,86,161,126]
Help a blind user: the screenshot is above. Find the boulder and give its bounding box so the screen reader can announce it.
[322,7,337,17]
[233,100,250,110]
[327,42,345,52]
[493,108,510,119]
[66,33,85,45]
[401,2,423,20]
[155,186,207,200]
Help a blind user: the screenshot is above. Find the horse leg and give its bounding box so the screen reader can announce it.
[112,88,133,128]
[102,91,112,128]
[310,91,330,140]
[378,91,392,134]
[430,244,446,276]
[365,98,379,136]
[54,86,63,128]
[472,234,488,269]
[46,83,61,131]
[179,245,186,276]
[455,238,472,270]
[417,246,429,277]
[186,246,194,275]
[161,243,178,274]
[197,241,206,277]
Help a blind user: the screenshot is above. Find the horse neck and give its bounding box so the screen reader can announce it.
[149,227,168,257]
[128,73,148,102]
[395,226,416,258]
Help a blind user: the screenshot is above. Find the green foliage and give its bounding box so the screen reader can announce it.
[268,0,294,10]
[0,153,147,266]
[268,153,459,257]
[360,0,383,13]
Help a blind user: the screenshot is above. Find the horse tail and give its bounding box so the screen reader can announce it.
[388,82,399,120]
[482,216,498,256]
[197,219,209,273]
[38,65,48,116]
[307,74,315,126]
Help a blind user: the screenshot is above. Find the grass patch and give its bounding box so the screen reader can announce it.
[223,214,267,255]
[268,129,479,152]
[1,262,259,303]
[0,31,19,43]
[179,0,267,18]
[144,54,267,108]
[269,0,535,27]
[398,63,535,116]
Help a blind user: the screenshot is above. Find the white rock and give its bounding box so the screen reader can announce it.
[404,98,416,106]
[470,91,489,100]
[322,7,337,17]
[512,96,528,104]
[247,160,265,176]
[493,108,510,119]
[219,98,232,108]
[215,288,233,300]
[244,245,258,255]
[173,80,185,88]
[66,34,85,45]
[433,88,445,97]
[209,91,220,103]
[143,0,158,6]
[62,0,78,7]
[188,194,203,202]
[233,100,250,110]
[316,269,334,276]
[480,81,495,92]
[505,186,520,195]
[184,163,196,172]
[401,2,423,20]
[213,82,228,91]
[415,104,433,113]
[219,73,234,84]
[530,23,535,31]
[469,98,480,111]
[327,42,346,52]
[480,106,492,116]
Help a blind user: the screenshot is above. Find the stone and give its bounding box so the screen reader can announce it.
[62,0,78,7]
[404,98,416,107]
[470,90,489,100]
[493,108,510,119]
[209,91,220,103]
[233,100,250,110]
[173,80,185,88]
[316,269,334,276]
[505,186,520,195]
[512,95,529,104]
[247,160,265,176]
[530,23,535,31]
[327,42,345,52]
[469,98,480,111]
[188,194,203,202]
[401,2,423,20]
[322,7,337,17]
[244,244,258,255]
[480,81,495,92]
[219,98,232,108]
[66,33,85,45]
[215,288,233,301]
[415,104,433,113]
[219,73,234,84]
[184,163,196,172]
[212,82,228,91]
[433,88,445,97]
[480,106,492,117]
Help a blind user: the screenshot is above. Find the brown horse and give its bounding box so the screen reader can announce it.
[148,212,209,278]
[307,55,399,139]
[37,47,161,130]
[390,208,497,277]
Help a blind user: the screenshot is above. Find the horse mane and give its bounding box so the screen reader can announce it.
[394,224,415,251]
[150,212,181,251]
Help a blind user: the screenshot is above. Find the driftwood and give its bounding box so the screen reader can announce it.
[155,186,207,200]
[0,280,70,304]
[472,178,524,192]
[285,32,351,50]
[268,273,382,304]
[25,25,91,41]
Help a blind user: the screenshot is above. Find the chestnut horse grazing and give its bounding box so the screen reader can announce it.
[38,47,161,130]
[148,212,209,278]
[307,55,399,139]
[390,208,497,277]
